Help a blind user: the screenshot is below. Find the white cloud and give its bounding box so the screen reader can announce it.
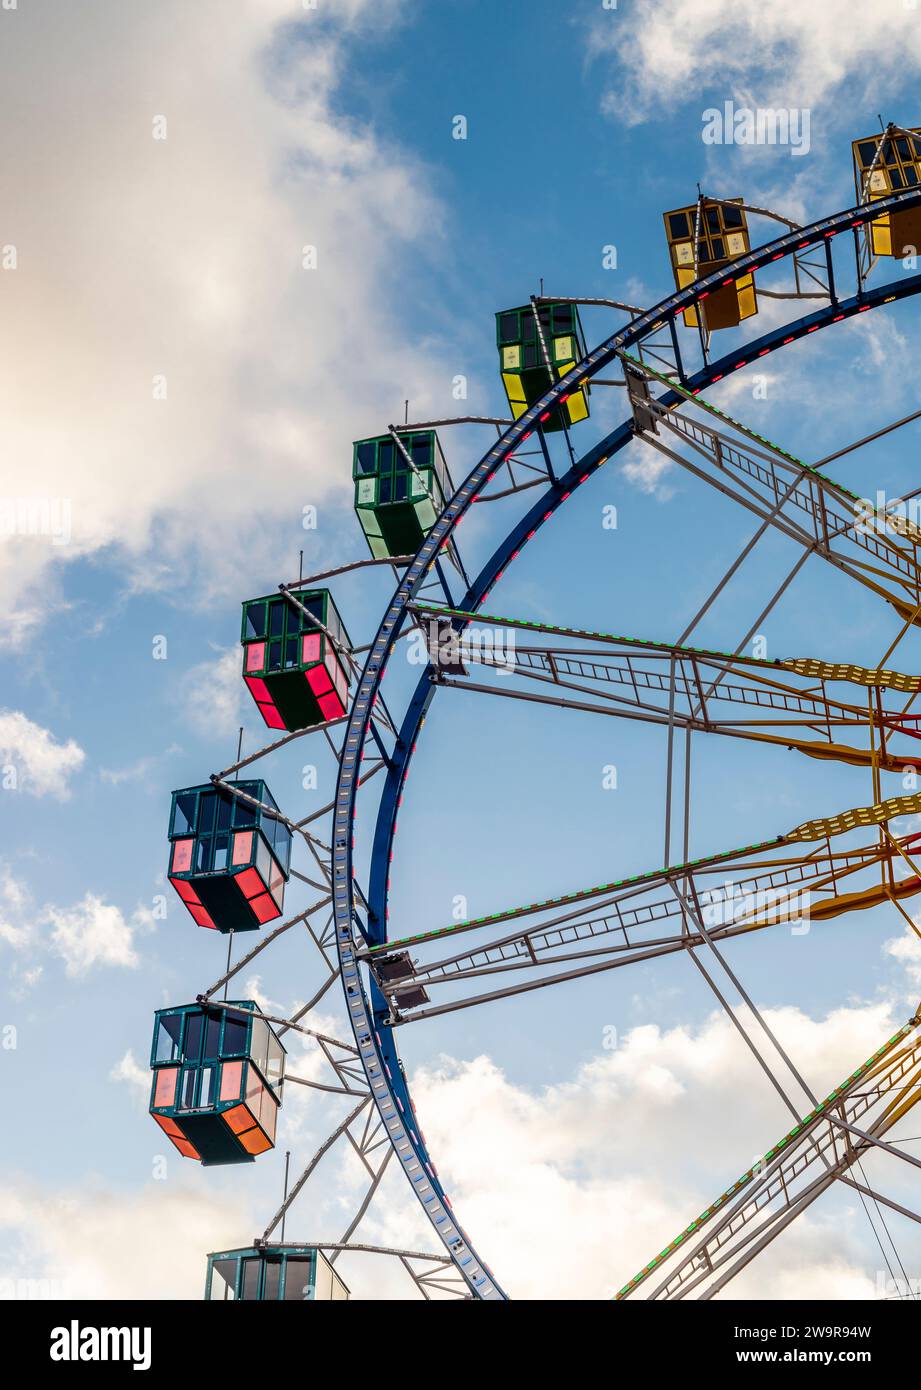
[0,868,35,956]
[3,878,35,955]
[0,1168,437,1301]
[110,1049,151,1102]
[99,744,181,787]
[0,864,156,984]
[0,711,85,799]
[179,648,246,741]
[42,893,140,977]
[848,309,910,373]
[0,0,455,645]
[885,930,921,988]
[620,437,676,500]
[0,1182,251,1301]
[241,974,291,1021]
[589,0,921,122]
[361,997,918,1299]
[3,990,915,1300]
[0,868,153,979]
[0,864,27,916]
[7,964,43,997]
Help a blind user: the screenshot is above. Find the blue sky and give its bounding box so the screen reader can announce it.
[5,0,921,1300]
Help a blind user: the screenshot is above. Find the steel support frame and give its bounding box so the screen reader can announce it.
[326,187,921,1296]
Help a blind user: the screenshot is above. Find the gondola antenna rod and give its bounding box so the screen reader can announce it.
[281,1151,291,1243]
[223,930,233,1001]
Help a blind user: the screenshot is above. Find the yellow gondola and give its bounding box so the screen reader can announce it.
[664,198,757,330]
[852,127,921,259]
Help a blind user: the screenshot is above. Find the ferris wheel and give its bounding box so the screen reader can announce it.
[148,122,921,1301]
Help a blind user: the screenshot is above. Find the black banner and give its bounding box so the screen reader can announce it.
[2,1297,910,1378]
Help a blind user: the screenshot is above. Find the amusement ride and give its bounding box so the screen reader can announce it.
[150,124,921,1300]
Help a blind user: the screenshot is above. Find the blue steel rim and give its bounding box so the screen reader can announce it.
[332,187,921,1300]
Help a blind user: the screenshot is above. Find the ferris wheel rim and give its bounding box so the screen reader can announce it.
[331,187,921,1300]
